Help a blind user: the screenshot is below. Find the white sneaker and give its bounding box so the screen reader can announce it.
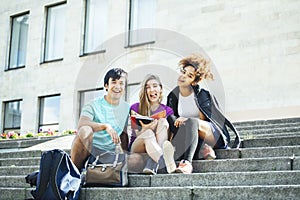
[163,141,176,173]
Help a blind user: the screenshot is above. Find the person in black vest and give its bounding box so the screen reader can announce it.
[167,53,241,174]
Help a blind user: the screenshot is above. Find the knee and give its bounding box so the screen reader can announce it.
[184,118,199,135]
[158,118,169,128]
[198,120,210,133]
[77,126,93,141]
[139,129,156,139]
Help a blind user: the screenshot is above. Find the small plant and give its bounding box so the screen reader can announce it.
[0,133,8,139]
[0,129,77,140]
[8,131,18,139]
[62,129,77,135]
[25,132,34,138]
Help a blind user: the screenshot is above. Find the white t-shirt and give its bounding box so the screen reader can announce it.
[178,93,199,118]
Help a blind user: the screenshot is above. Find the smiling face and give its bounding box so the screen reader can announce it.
[145,79,162,104]
[104,75,126,104]
[177,66,197,87]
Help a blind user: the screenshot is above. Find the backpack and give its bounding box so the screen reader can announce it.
[28,149,81,200]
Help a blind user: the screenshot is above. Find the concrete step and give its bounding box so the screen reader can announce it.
[0,149,70,159]
[235,121,300,131]
[242,135,300,148]
[0,166,39,176]
[233,117,300,127]
[1,157,298,176]
[193,157,296,173]
[241,132,300,139]
[238,126,300,136]
[0,137,61,149]
[1,170,300,189]
[238,145,300,158]
[0,135,297,161]
[0,157,40,167]
[0,145,298,168]
[0,150,42,159]
[0,185,299,200]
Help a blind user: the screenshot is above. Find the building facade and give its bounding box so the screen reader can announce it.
[1,0,300,134]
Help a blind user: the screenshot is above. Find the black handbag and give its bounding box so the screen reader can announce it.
[81,145,128,187]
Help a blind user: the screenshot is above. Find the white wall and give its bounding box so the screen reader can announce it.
[0,0,299,134]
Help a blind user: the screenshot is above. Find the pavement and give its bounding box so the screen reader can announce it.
[23,135,75,151]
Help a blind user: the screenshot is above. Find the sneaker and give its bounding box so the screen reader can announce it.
[201,144,216,160]
[163,141,176,173]
[143,157,159,175]
[175,160,193,174]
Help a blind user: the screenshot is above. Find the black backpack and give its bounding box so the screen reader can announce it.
[26,149,81,200]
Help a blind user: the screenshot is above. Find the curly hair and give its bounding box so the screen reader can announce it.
[179,53,214,82]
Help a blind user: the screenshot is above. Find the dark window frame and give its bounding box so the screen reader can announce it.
[42,1,67,63]
[126,0,156,47]
[38,94,60,132]
[6,11,30,71]
[2,99,22,133]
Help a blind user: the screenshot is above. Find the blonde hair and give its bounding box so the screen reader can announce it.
[138,74,163,116]
[179,53,214,83]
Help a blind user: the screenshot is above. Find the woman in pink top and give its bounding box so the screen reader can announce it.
[129,74,176,175]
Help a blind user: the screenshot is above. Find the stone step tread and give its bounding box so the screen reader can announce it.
[0,146,299,168]
[237,127,300,135]
[2,170,300,188]
[233,117,300,127]
[235,122,300,130]
[240,132,300,139]
[0,137,58,149]
[0,185,299,200]
[1,157,299,176]
[0,149,70,158]
[242,135,300,148]
[80,184,300,200]
[237,145,300,158]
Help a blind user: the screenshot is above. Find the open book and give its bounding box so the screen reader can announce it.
[130,110,166,130]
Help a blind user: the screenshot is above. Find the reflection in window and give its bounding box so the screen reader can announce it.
[44,3,66,61]
[84,0,108,54]
[8,13,29,69]
[79,89,105,115]
[126,83,140,104]
[128,0,156,46]
[39,95,60,132]
[3,100,22,133]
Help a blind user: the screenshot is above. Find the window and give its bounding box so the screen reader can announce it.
[3,100,22,133]
[44,3,66,62]
[126,83,140,104]
[7,13,29,70]
[79,89,105,115]
[128,0,156,46]
[39,95,60,132]
[83,0,108,54]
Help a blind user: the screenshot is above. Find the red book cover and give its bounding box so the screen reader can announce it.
[131,110,166,130]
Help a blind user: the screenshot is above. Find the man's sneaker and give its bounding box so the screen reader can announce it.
[201,144,216,160]
[143,157,159,175]
[175,160,193,174]
[162,141,176,173]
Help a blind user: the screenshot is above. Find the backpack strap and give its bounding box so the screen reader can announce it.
[49,150,65,200]
[33,149,65,200]
[33,151,53,199]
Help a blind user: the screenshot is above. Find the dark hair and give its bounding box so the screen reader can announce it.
[104,68,128,86]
